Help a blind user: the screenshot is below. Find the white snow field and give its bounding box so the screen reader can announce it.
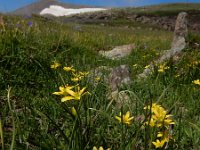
[40,5,107,17]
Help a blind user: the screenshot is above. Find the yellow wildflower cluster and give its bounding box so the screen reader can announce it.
[64,66,89,82]
[115,111,134,125]
[51,61,61,69]
[71,71,89,82]
[52,65,90,102]
[144,103,174,127]
[144,103,175,148]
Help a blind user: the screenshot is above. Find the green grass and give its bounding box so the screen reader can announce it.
[0,13,200,150]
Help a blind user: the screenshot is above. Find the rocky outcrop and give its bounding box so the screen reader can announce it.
[138,12,188,78]
[99,44,135,60]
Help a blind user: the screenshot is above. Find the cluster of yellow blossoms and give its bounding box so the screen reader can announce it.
[51,62,177,149]
[144,103,175,148]
[51,62,89,102]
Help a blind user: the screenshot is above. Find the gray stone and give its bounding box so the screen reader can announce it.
[99,44,135,60]
[109,65,131,91]
[0,15,4,27]
[171,12,188,50]
[109,90,131,108]
[89,65,131,91]
[89,65,131,107]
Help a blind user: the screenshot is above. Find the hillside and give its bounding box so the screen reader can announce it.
[11,0,94,16]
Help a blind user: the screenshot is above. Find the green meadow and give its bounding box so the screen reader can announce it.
[0,9,200,150]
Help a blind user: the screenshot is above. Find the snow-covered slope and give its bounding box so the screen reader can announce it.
[40,5,107,17]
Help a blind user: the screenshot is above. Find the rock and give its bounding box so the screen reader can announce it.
[141,16,151,24]
[0,15,5,31]
[99,44,135,60]
[171,12,188,50]
[0,15,4,27]
[138,12,188,79]
[89,65,131,107]
[89,65,131,91]
[109,65,131,91]
[109,90,131,108]
[126,14,138,21]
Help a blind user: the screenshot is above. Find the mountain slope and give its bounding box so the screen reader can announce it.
[11,0,94,16]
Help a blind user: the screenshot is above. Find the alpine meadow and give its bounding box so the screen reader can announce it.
[0,1,200,150]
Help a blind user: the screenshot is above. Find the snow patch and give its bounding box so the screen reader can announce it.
[40,5,107,17]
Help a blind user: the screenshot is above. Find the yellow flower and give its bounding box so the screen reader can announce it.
[191,61,199,67]
[115,111,134,125]
[144,103,175,127]
[146,118,156,127]
[51,62,61,69]
[193,79,200,85]
[158,64,169,73]
[157,130,173,142]
[71,107,77,116]
[132,64,138,67]
[95,76,101,81]
[71,72,84,82]
[63,66,75,72]
[79,71,89,76]
[152,139,167,148]
[61,86,88,102]
[53,85,74,96]
[92,146,110,150]
[71,77,80,82]
[144,65,150,69]
[53,85,89,102]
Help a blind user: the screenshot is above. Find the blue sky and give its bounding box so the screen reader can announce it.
[0,0,200,12]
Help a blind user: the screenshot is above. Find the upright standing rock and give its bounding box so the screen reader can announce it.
[171,12,188,51]
[138,12,188,79]
[0,15,5,30]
